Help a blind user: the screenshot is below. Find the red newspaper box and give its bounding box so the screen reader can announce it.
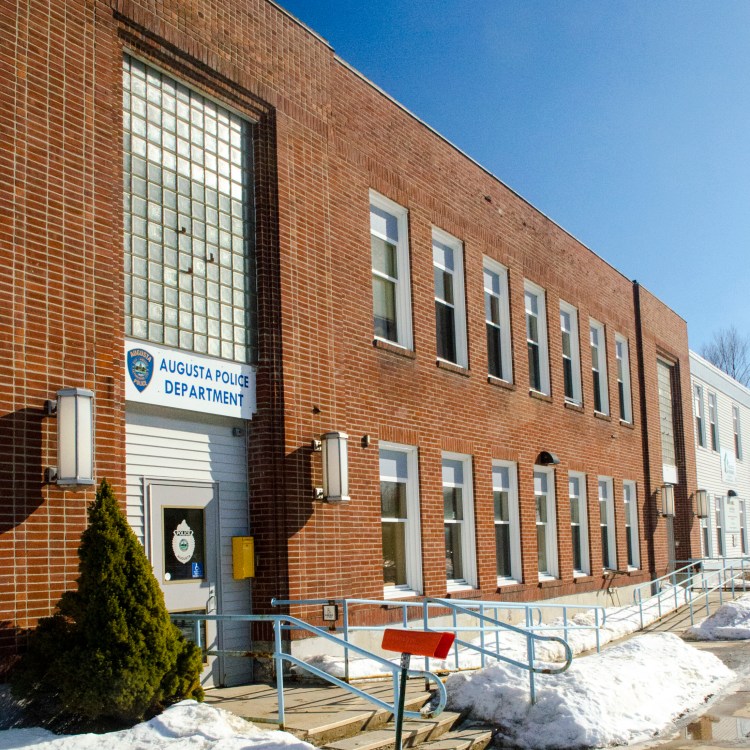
[382,628,455,659]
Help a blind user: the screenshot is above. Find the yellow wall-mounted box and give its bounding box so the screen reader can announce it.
[232,536,255,579]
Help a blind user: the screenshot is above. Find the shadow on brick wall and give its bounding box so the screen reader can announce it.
[0,620,30,684]
[0,407,46,535]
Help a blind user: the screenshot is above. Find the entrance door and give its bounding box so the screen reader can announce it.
[148,481,221,686]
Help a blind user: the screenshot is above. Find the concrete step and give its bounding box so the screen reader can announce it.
[323,710,461,750]
[418,726,494,750]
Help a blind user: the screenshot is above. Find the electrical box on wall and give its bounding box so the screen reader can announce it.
[232,536,255,579]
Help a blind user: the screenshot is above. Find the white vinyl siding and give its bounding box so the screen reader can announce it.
[125,406,250,686]
[657,359,678,483]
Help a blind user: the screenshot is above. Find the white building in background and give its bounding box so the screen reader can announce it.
[690,351,750,558]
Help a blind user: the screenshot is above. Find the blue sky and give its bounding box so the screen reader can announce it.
[279,0,750,349]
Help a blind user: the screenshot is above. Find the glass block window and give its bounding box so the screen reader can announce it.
[123,56,257,363]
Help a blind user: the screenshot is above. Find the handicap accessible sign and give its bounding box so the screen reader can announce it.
[125,339,256,419]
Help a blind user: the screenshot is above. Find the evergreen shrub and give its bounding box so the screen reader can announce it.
[12,479,203,728]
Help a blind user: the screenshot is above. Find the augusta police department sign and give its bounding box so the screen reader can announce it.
[124,339,256,419]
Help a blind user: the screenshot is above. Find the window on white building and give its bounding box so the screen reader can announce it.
[484,259,513,382]
[599,477,616,570]
[708,392,719,452]
[715,502,724,557]
[380,444,422,595]
[370,192,412,349]
[493,461,521,583]
[733,405,742,460]
[535,468,558,579]
[560,302,582,404]
[569,473,590,576]
[525,282,550,395]
[443,454,477,589]
[694,384,706,448]
[657,359,678,479]
[623,480,640,569]
[590,320,609,415]
[433,229,467,367]
[615,334,632,423]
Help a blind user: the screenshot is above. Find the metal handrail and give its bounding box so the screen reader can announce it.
[171,612,447,729]
[271,596,573,704]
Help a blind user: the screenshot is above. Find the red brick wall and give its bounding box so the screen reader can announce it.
[0,0,697,666]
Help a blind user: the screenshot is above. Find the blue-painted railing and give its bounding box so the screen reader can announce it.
[170,613,447,729]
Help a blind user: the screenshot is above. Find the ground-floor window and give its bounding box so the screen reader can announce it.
[443,453,477,589]
[623,480,640,569]
[599,477,617,570]
[715,503,724,557]
[535,467,558,579]
[380,443,422,595]
[493,461,521,583]
[568,473,589,576]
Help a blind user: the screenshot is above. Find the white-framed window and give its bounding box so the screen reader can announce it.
[442,453,477,589]
[741,501,747,555]
[484,258,513,382]
[560,301,582,404]
[598,477,616,570]
[615,334,632,423]
[370,191,412,349]
[525,281,550,395]
[623,480,640,569]
[493,461,522,583]
[715,502,724,557]
[568,472,590,576]
[694,384,706,448]
[590,320,609,415]
[701,515,709,557]
[534,467,558,579]
[733,405,742,460]
[379,443,422,596]
[433,228,467,367]
[708,392,719,451]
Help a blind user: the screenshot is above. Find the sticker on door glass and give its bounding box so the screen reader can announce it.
[163,508,206,581]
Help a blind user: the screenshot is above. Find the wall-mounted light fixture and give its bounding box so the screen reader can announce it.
[693,489,709,519]
[45,388,95,488]
[728,489,738,498]
[660,484,675,517]
[311,432,350,504]
[536,451,560,466]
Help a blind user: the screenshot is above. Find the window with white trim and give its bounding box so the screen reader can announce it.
[598,477,616,570]
[443,454,477,589]
[657,359,677,476]
[623,480,640,569]
[560,301,582,404]
[380,444,422,595]
[741,501,747,555]
[615,334,632,423]
[715,502,724,556]
[733,404,742,460]
[694,384,706,448]
[569,473,590,576]
[493,461,521,583]
[433,228,467,367]
[525,281,550,395]
[535,467,558,579]
[590,320,609,415]
[370,192,412,349]
[708,392,719,451]
[484,258,513,382]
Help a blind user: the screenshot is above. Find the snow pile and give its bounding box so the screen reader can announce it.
[686,594,750,641]
[0,701,315,750]
[446,633,733,749]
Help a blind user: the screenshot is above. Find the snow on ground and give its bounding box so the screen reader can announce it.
[446,632,733,750]
[0,700,315,750]
[686,593,750,640]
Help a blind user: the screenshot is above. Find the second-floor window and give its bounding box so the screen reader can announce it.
[694,384,706,448]
[708,392,719,451]
[433,229,467,367]
[370,192,412,349]
[484,259,512,382]
[560,302,582,404]
[615,334,632,423]
[733,405,742,460]
[590,320,609,415]
[525,281,550,394]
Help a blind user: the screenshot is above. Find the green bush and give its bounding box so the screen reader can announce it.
[12,479,203,728]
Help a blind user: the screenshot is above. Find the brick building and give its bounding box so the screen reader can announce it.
[1,0,700,684]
